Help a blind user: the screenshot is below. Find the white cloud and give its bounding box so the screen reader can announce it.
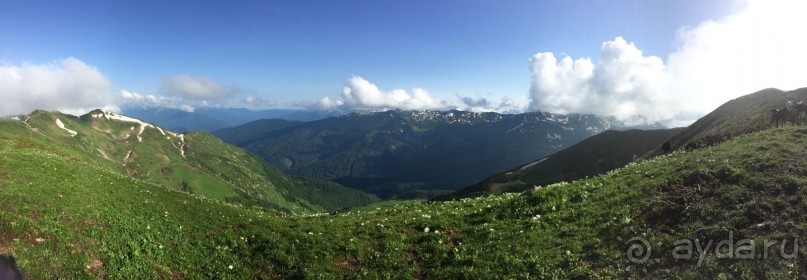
[528,0,807,126]
[242,94,276,108]
[316,76,445,111]
[121,90,195,112]
[123,75,267,111]
[317,96,343,110]
[0,57,118,116]
[666,0,807,120]
[159,74,230,100]
[529,37,672,124]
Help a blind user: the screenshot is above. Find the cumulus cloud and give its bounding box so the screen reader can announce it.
[0,57,118,116]
[316,96,343,110]
[159,74,231,100]
[528,0,807,126]
[315,76,445,111]
[528,37,671,123]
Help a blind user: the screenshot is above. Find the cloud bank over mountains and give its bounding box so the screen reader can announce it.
[528,0,807,126]
[313,76,444,111]
[311,76,521,113]
[1,0,804,126]
[341,76,444,111]
[121,74,242,112]
[528,37,670,123]
[0,57,118,116]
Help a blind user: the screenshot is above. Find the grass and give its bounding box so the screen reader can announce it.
[3,117,807,278]
[1,111,378,215]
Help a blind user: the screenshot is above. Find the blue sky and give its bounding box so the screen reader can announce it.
[2,0,804,125]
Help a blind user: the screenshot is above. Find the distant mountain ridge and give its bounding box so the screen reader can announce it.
[0,109,377,213]
[5,88,807,277]
[216,109,660,199]
[443,87,807,200]
[122,107,344,132]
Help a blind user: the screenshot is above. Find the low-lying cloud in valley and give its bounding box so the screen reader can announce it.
[528,0,807,126]
[0,57,118,116]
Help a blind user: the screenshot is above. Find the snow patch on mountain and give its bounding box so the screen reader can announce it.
[546,131,561,141]
[123,149,133,162]
[93,110,171,142]
[520,157,549,171]
[55,118,77,137]
[178,134,186,158]
[96,147,111,160]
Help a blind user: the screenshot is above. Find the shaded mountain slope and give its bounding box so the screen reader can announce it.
[213,119,302,145]
[221,110,637,199]
[441,127,684,199]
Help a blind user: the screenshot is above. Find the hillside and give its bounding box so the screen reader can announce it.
[649,87,807,155]
[441,128,685,199]
[0,110,377,214]
[2,113,806,278]
[217,110,644,199]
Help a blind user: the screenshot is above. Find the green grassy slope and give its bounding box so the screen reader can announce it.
[2,115,807,277]
[1,110,377,214]
[648,87,807,156]
[441,128,684,199]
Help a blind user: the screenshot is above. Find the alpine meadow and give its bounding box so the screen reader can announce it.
[2,0,807,279]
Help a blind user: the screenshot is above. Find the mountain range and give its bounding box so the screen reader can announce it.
[1,87,806,278]
[0,110,377,214]
[214,110,660,199]
[439,127,684,199]
[122,107,344,132]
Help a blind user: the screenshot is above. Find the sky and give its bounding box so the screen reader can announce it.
[0,0,804,126]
